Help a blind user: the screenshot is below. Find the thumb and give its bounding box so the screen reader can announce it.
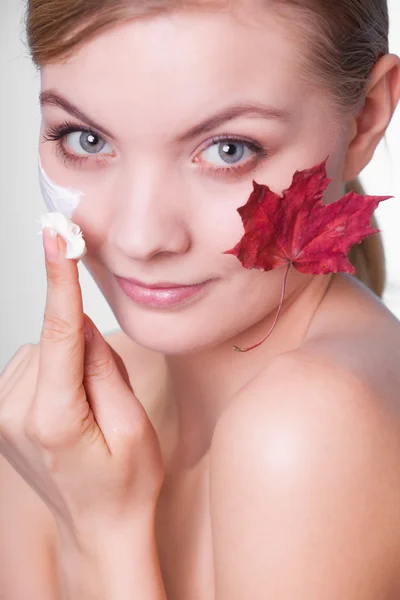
[83,314,133,391]
[82,315,149,452]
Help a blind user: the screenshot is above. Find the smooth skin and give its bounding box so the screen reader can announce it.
[2,6,400,598]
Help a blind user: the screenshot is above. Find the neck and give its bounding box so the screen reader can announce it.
[164,272,335,467]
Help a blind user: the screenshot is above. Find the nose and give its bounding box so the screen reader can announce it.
[109,168,190,261]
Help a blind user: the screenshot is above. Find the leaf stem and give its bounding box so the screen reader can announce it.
[233,261,292,353]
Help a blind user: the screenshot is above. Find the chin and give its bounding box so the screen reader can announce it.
[112,311,206,355]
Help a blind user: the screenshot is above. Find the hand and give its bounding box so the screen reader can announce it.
[0,228,164,554]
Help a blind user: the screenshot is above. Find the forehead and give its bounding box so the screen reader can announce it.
[40,9,310,135]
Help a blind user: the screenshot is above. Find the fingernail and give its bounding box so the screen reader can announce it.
[43,227,60,262]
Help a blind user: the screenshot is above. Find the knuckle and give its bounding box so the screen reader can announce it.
[18,343,37,365]
[19,343,39,362]
[42,314,81,345]
[46,264,72,285]
[25,390,92,450]
[0,409,16,444]
[24,415,62,448]
[0,344,35,382]
[85,355,116,381]
[24,405,58,447]
[124,407,154,444]
[24,414,45,443]
[24,419,64,467]
[0,401,32,450]
[85,355,117,382]
[19,342,36,355]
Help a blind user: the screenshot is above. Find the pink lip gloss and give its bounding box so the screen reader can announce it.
[115,276,212,308]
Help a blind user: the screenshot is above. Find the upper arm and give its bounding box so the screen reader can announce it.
[209,354,400,599]
[0,453,63,599]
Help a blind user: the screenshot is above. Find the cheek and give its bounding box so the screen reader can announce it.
[38,157,85,217]
[196,189,252,254]
[38,155,111,252]
[73,206,109,257]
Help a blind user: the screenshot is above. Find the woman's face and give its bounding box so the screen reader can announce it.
[39,8,350,354]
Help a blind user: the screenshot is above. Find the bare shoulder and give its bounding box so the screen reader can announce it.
[301,272,400,397]
[210,358,400,595]
[210,362,400,595]
[209,277,400,596]
[213,333,400,478]
[212,274,400,493]
[214,273,400,441]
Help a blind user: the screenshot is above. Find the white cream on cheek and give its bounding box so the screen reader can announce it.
[37,157,87,260]
[38,156,85,218]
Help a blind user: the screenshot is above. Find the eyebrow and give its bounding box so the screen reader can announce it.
[39,89,291,142]
[40,90,115,139]
[177,103,291,142]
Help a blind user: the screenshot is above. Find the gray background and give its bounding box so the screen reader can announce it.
[1,0,400,371]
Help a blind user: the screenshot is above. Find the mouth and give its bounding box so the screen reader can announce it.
[119,276,209,289]
[115,275,213,308]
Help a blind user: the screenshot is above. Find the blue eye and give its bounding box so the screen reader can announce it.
[65,131,112,155]
[43,120,114,166]
[200,140,252,166]
[194,135,269,178]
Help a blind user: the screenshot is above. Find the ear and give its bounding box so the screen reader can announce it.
[343,53,400,182]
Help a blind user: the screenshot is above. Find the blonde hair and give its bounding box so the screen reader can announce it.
[25,0,389,297]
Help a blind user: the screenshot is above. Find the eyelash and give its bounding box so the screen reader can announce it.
[42,120,269,179]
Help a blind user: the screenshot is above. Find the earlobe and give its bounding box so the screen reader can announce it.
[342,53,400,182]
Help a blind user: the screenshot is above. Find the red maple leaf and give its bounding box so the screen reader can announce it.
[223,157,392,352]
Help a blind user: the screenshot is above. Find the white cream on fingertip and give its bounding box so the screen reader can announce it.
[38,157,85,218]
[37,213,87,260]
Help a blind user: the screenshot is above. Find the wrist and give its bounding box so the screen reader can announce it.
[58,541,103,600]
[58,510,160,600]
[57,502,158,556]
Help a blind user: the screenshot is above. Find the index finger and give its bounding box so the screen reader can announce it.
[37,227,85,395]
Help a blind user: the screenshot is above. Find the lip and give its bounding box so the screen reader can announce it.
[115,275,212,308]
[120,276,206,289]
